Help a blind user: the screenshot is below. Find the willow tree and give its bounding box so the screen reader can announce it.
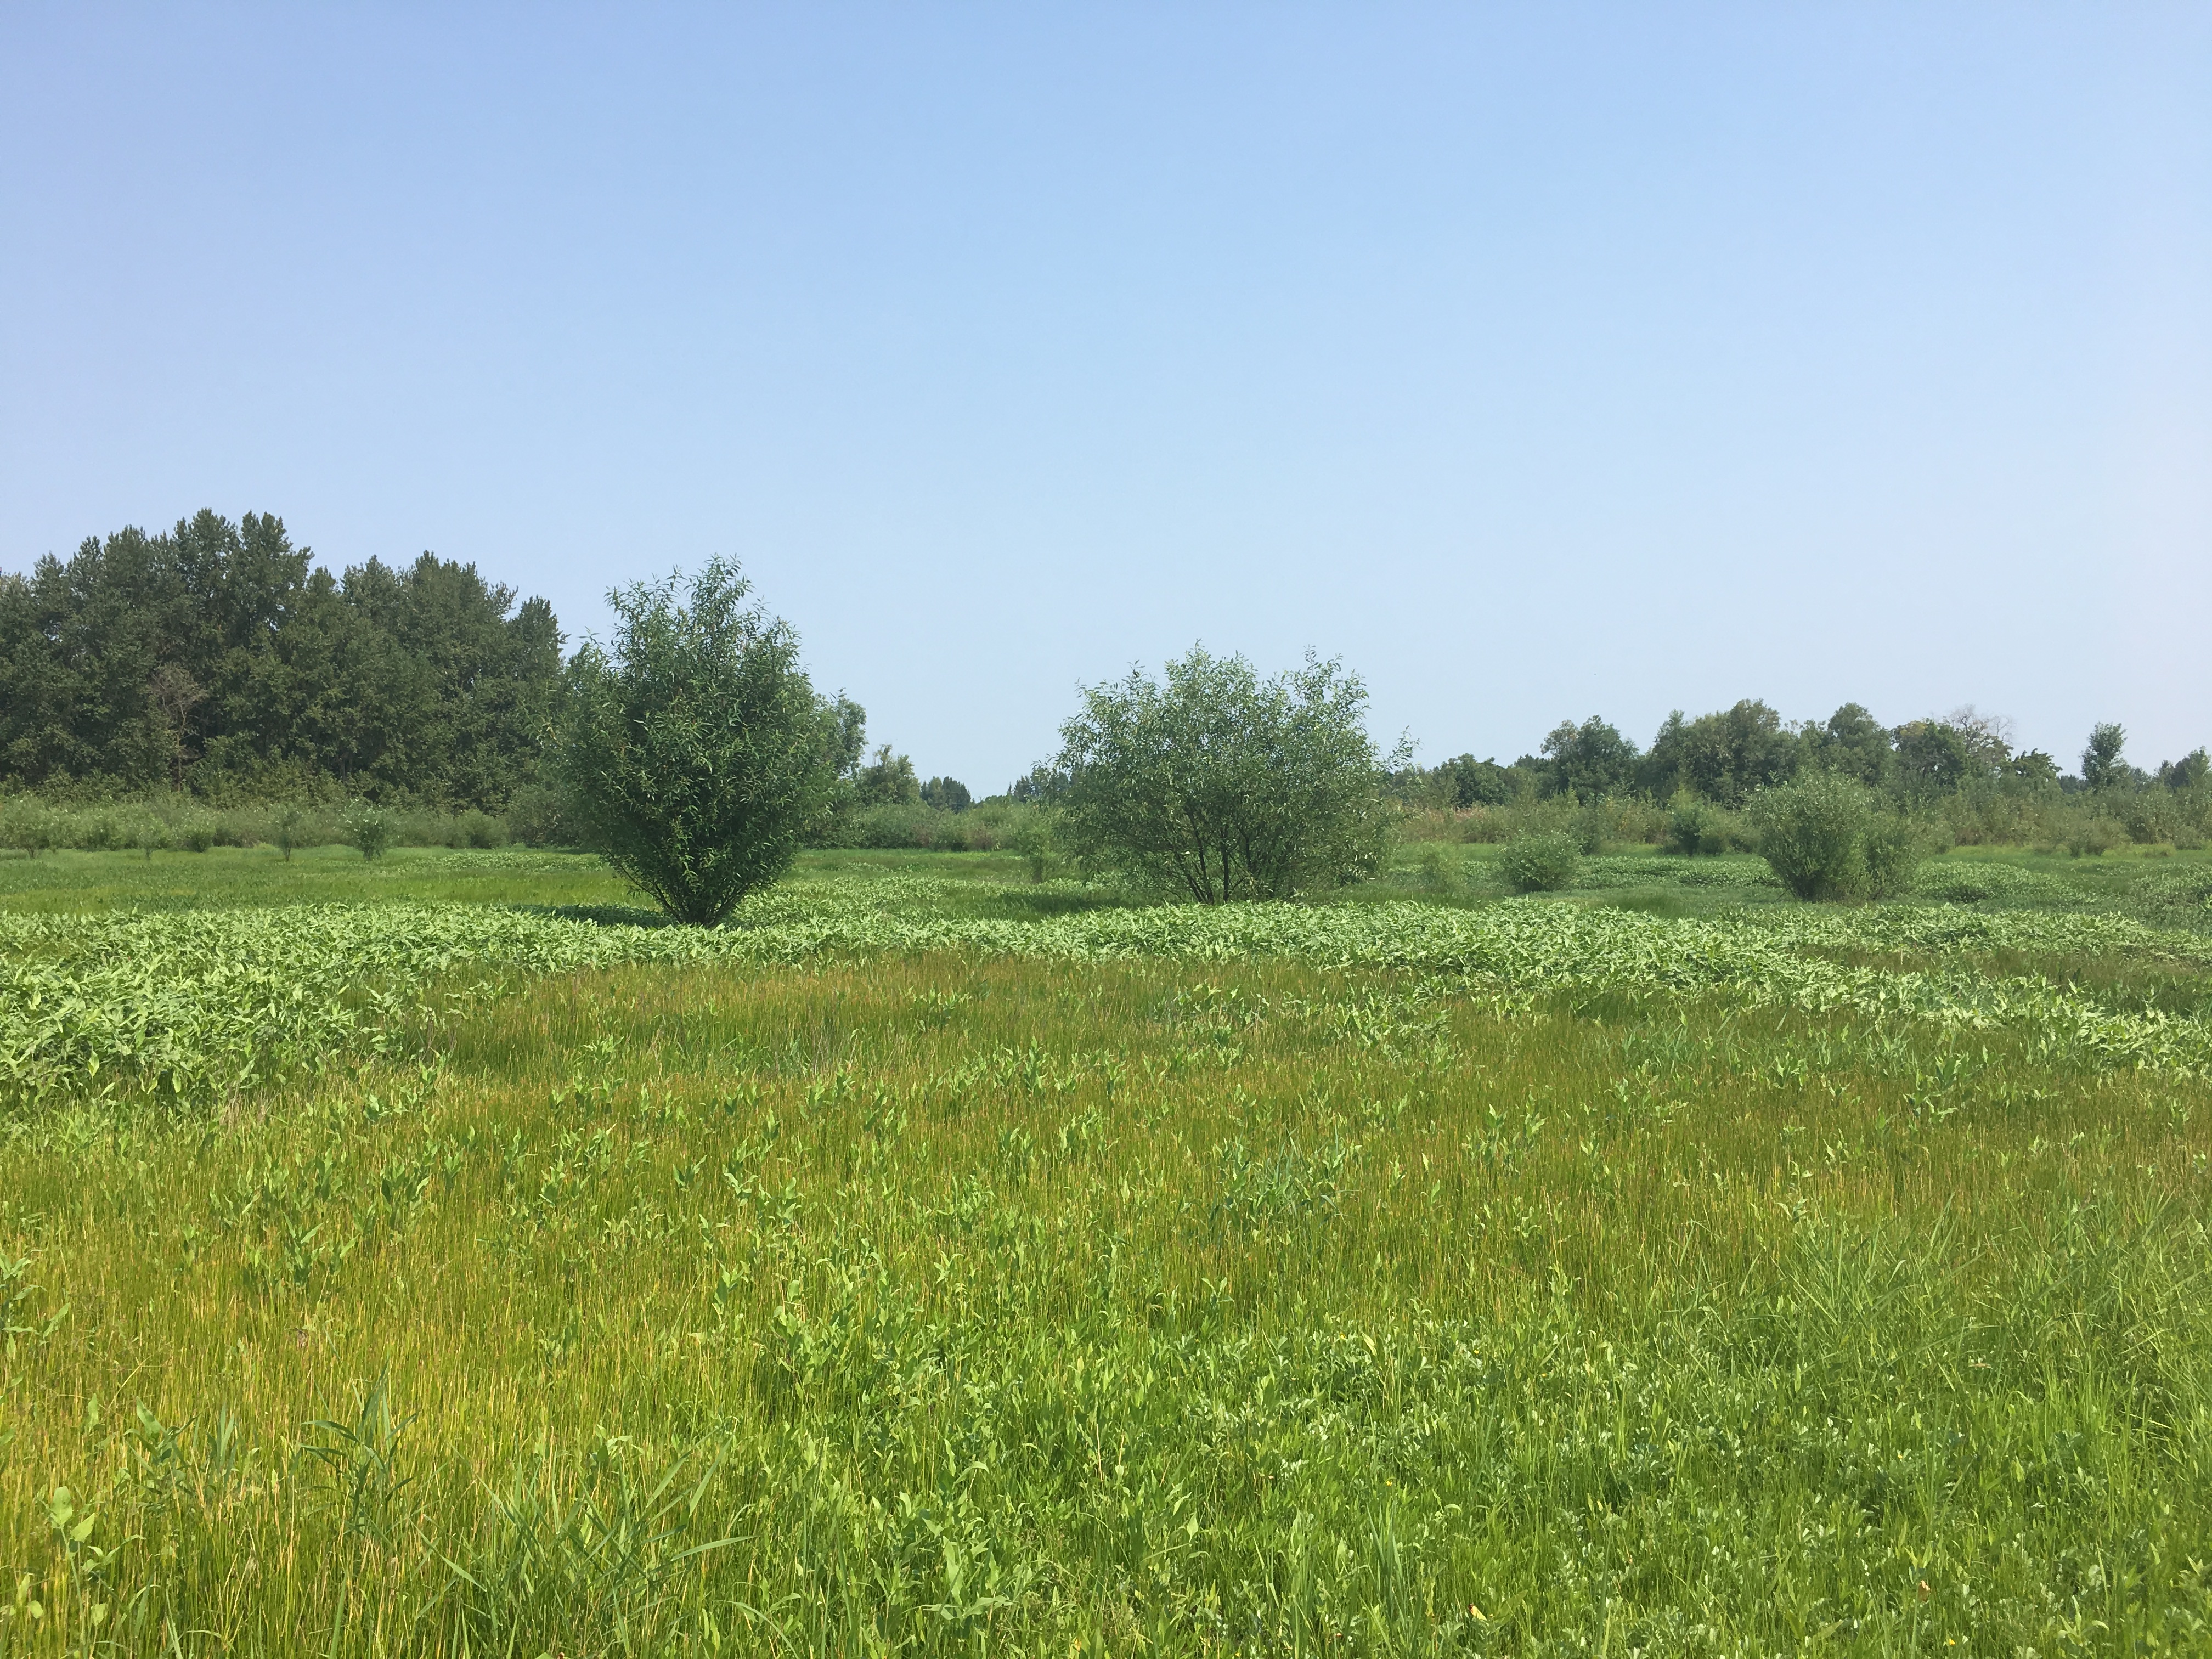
[559,559,843,926]
[1053,646,1401,903]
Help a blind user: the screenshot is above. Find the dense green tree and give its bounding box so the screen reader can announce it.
[1006,765,1066,805]
[2159,749,2210,791]
[920,776,972,811]
[1893,720,1974,799]
[1391,753,1539,808]
[558,559,842,926]
[854,746,922,805]
[2080,723,2128,792]
[0,511,559,805]
[824,697,867,781]
[1639,700,1798,806]
[1540,717,1638,801]
[1054,646,1400,902]
[1435,754,1520,808]
[1809,703,1893,787]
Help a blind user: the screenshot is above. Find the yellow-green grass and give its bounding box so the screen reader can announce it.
[2,946,2209,1654]
[0,847,1044,919]
[0,847,629,917]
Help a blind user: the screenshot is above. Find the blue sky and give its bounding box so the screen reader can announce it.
[3,4,2207,788]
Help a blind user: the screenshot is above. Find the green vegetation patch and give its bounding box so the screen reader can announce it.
[8,876,2212,1113]
[0,950,2207,1652]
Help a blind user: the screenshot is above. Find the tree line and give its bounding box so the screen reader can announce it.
[1400,701,2207,813]
[7,516,2206,913]
[0,511,560,807]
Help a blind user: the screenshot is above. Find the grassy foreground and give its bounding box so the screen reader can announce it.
[0,851,2209,1654]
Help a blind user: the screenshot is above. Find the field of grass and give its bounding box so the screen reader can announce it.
[1,847,2210,1654]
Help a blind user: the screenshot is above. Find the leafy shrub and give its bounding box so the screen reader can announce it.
[273,804,309,861]
[2057,811,2126,858]
[1664,795,1731,856]
[127,809,171,860]
[2119,788,2210,848]
[1747,772,1871,900]
[825,803,940,849]
[0,795,56,858]
[1863,812,1940,899]
[1055,647,1398,902]
[1011,810,1059,883]
[341,801,398,860]
[1568,802,1610,854]
[1601,793,1669,845]
[1414,844,1464,896]
[1500,832,1581,893]
[506,783,582,848]
[558,559,842,926]
[926,815,975,852]
[453,809,505,849]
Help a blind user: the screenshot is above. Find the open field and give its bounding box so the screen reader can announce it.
[1,849,2210,1654]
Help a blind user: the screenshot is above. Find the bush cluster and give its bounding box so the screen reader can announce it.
[1500,832,1582,893]
[812,800,1042,853]
[1746,773,1937,901]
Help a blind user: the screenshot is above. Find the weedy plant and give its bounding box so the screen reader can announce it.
[340,801,398,861]
[1664,792,1735,856]
[1500,830,1581,892]
[1,848,2210,1652]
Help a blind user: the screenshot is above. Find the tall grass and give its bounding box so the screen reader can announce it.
[0,868,2208,1649]
[1397,795,1669,850]
[0,796,516,861]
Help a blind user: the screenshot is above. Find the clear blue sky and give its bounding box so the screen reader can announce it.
[4,4,2207,788]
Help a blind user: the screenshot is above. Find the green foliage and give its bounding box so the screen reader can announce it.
[1664,793,1734,856]
[504,782,580,848]
[1750,775,1937,901]
[0,795,56,859]
[1500,831,1581,892]
[0,510,560,806]
[1748,771,1874,900]
[4,844,2212,1647]
[1641,699,1800,806]
[919,775,972,812]
[2081,721,2129,791]
[340,801,397,860]
[2059,809,2127,858]
[1540,716,1638,801]
[811,799,1037,854]
[823,696,868,782]
[1055,646,1398,902]
[2159,747,2210,792]
[1391,753,1522,809]
[1005,764,1065,805]
[558,560,839,927]
[853,744,921,806]
[453,809,505,849]
[1808,702,1893,787]
[1893,712,2014,802]
[1861,811,1940,899]
[1009,808,1060,883]
[273,803,308,861]
[10,859,2212,1113]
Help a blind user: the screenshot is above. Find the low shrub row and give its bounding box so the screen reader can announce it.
[0,794,512,859]
[1406,786,2208,861]
[812,799,1046,853]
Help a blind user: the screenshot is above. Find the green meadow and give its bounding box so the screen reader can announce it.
[1,847,2209,1654]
